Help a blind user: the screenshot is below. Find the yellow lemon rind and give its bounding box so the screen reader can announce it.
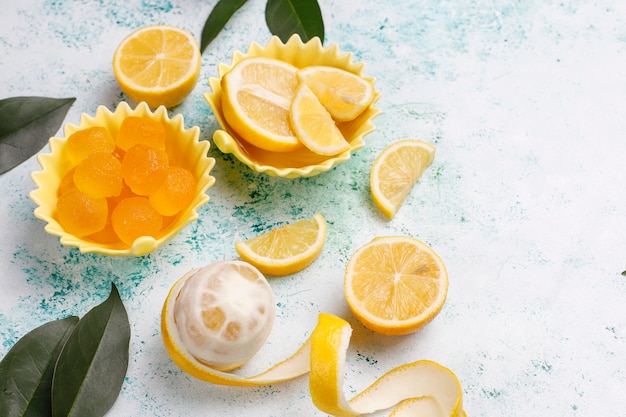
[221,57,304,153]
[234,212,327,276]
[370,139,436,219]
[310,313,465,417]
[290,84,351,156]
[161,270,311,386]
[296,65,376,122]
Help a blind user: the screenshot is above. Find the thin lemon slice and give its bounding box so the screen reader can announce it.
[290,84,351,156]
[297,66,375,121]
[234,212,327,276]
[221,57,303,152]
[310,313,465,417]
[344,236,448,336]
[112,25,201,108]
[370,139,435,219]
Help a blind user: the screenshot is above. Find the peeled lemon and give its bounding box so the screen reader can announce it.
[163,261,276,372]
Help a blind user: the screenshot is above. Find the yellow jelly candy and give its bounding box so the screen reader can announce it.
[66,126,115,165]
[121,144,169,196]
[74,152,123,199]
[149,166,197,216]
[116,116,167,151]
[56,189,108,237]
[111,196,163,245]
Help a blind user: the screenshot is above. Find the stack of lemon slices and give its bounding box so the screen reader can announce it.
[220,57,376,155]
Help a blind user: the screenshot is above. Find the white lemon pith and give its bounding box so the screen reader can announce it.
[168,261,275,371]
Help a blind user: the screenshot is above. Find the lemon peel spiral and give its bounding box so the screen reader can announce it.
[163,281,465,417]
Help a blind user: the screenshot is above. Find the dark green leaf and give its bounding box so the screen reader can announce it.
[0,96,75,175]
[0,316,79,417]
[52,283,130,417]
[200,0,249,53]
[622,270,626,276]
[265,0,324,43]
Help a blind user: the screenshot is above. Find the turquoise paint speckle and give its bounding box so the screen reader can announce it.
[1,0,626,416]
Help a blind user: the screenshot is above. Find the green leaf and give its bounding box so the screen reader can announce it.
[265,0,324,43]
[200,0,249,53]
[0,316,79,417]
[0,96,75,175]
[52,283,130,417]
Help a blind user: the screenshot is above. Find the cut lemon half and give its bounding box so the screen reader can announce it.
[112,25,201,108]
[297,66,375,121]
[221,57,302,152]
[344,236,448,336]
[370,139,435,219]
[234,212,327,276]
[290,84,351,156]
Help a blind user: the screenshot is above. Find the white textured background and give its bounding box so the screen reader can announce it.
[1,0,625,416]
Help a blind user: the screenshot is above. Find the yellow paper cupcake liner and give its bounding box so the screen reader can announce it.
[30,101,216,256]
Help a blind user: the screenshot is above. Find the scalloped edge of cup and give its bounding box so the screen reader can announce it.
[29,101,216,257]
[203,34,380,178]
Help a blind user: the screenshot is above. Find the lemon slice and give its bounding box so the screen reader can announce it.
[234,212,327,276]
[297,66,375,121]
[290,84,351,156]
[344,236,448,335]
[221,57,303,152]
[370,139,435,219]
[112,25,201,108]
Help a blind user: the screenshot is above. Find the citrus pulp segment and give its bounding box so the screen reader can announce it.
[112,25,201,108]
[234,212,327,276]
[296,66,375,121]
[344,236,448,335]
[290,84,351,156]
[370,139,436,219]
[221,57,303,152]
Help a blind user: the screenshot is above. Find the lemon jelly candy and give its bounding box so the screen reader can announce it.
[121,144,169,196]
[149,166,197,216]
[111,196,163,245]
[74,152,123,199]
[116,116,166,151]
[57,188,108,237]
[66,126,116,165]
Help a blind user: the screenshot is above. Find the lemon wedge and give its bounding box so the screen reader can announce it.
[296,65,375,121]
[234,212,327,276]
[370,139,436,219]
[290,84,351,156]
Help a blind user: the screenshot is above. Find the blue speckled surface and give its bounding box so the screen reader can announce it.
[2,0,626,415]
